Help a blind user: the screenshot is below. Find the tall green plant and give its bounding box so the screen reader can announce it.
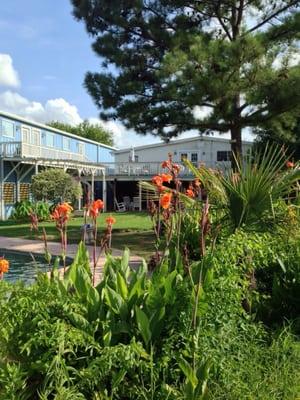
[186,146,300,229]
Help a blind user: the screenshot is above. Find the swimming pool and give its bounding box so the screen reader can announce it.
[0,249,56,284]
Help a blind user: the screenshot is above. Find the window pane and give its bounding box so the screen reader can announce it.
[22,127,30,143]
[181,153,188,161]
[31,129,40,145]
[2,120,14,137]
[77,142,84,154]
[46,133,55,147]
[191,153,198,162]
[63,137,71,150]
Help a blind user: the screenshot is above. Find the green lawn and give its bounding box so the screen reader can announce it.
[0,212,156,258]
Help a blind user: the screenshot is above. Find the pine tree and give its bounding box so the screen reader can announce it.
[71,0,300,158]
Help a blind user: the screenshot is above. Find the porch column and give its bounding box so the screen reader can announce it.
[139,181,142,211]
[102,169,107,212]
[91,171,95,201]
[0,159,4,220]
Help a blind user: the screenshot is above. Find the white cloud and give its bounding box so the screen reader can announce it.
[273,51,300,69]
[0,54,20,88]
[89,117,161,148]
[0,91,82,126]
[192,105,213,120]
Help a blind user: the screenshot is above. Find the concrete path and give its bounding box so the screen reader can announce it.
[0,236,143,285]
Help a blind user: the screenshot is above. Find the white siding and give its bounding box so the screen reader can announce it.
[114,137,252,168]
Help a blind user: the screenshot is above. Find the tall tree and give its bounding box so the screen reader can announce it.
[48,120,114,146]
[71,0,300,159]
[254,110,300,159]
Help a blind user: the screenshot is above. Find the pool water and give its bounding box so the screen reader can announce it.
[0,249,53,284]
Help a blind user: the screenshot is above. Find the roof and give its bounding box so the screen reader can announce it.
[0,110,117,151]
[114,135,253,154]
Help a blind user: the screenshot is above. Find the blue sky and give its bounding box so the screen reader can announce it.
[0,0,98,117]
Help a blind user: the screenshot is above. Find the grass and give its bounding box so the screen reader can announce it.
[0,212,156,258]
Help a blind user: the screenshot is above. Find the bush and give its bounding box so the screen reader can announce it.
[12,200,50,221]
[0,239,299,399]
[31,169,82,203]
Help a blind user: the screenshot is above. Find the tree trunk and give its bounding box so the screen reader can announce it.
[230,92,242,170]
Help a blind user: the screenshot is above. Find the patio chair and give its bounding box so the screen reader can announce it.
[123,196,131,210]
[114,198,126,212]
[132,196,141,211]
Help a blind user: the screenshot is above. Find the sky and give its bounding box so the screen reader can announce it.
[0,0,253,148]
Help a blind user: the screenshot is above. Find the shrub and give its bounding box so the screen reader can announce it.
[12,200,50,221]
[31,169,82,203]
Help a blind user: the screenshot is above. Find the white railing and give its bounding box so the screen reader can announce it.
[0,141,88,162]
[103,162,195,177]
[0,141,22,157]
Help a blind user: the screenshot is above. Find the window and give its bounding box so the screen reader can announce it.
[22,126,30,143]
[2,119,14,138]
[63,137,71,150]
[134,155,139,162]
[217,151,232,162]
[46,133,55,147]
[77,142,85,155]
[180,153,188,162]
[191,153,198,163]
[31,129,40,146]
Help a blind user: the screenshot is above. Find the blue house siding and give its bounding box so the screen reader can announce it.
[98,146,114,163]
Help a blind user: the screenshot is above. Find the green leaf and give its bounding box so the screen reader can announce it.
[178,357,198,389]
[116,272,128,299]
[135,306,151,346]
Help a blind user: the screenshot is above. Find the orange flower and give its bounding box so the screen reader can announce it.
[57,202,73,216]
[0,258,9,274]
[160,192,172,209]
[161,173,172,183]
[152,175,163,187]
[106,216,116,226]
[286,161,294,168]
[186,189,195,198]
[161,160,170,169]
[172,164,181,173]
[89,199,104,218]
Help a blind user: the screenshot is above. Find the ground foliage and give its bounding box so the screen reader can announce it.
[0,230,299,399]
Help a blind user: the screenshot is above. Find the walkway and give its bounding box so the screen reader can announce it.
[0,236,143,285]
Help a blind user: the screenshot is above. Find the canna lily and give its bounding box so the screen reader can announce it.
[89,199,104,218]
[160,192,172,209]
[106,216,116,226]
[161,173,172,183]
[0,258,9,274]
[186,188,195,198]
[51,202,73,227]
[286,161,294,168]
[152,175,163,187]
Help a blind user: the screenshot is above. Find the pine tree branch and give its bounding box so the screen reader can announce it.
[245,0,299,34]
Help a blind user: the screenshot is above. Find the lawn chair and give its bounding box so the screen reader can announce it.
[132,196,141,211]
[114,198,126,212]
[123,196,131,210]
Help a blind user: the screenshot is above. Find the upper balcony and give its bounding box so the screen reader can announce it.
[0,140,88,162]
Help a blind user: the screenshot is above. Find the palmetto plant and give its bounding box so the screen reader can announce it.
[186,145,300,230]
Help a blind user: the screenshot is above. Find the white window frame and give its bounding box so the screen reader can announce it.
[77,142,85,155]
[31,128,41,146]
[2,119,15,138]
[21,126,31,144]
[63,136,71,151]
[45,132,55,148]
[191,152,198,163]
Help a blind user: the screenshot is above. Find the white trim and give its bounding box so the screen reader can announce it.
[0,110,117,150]
[1,118,15,138]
